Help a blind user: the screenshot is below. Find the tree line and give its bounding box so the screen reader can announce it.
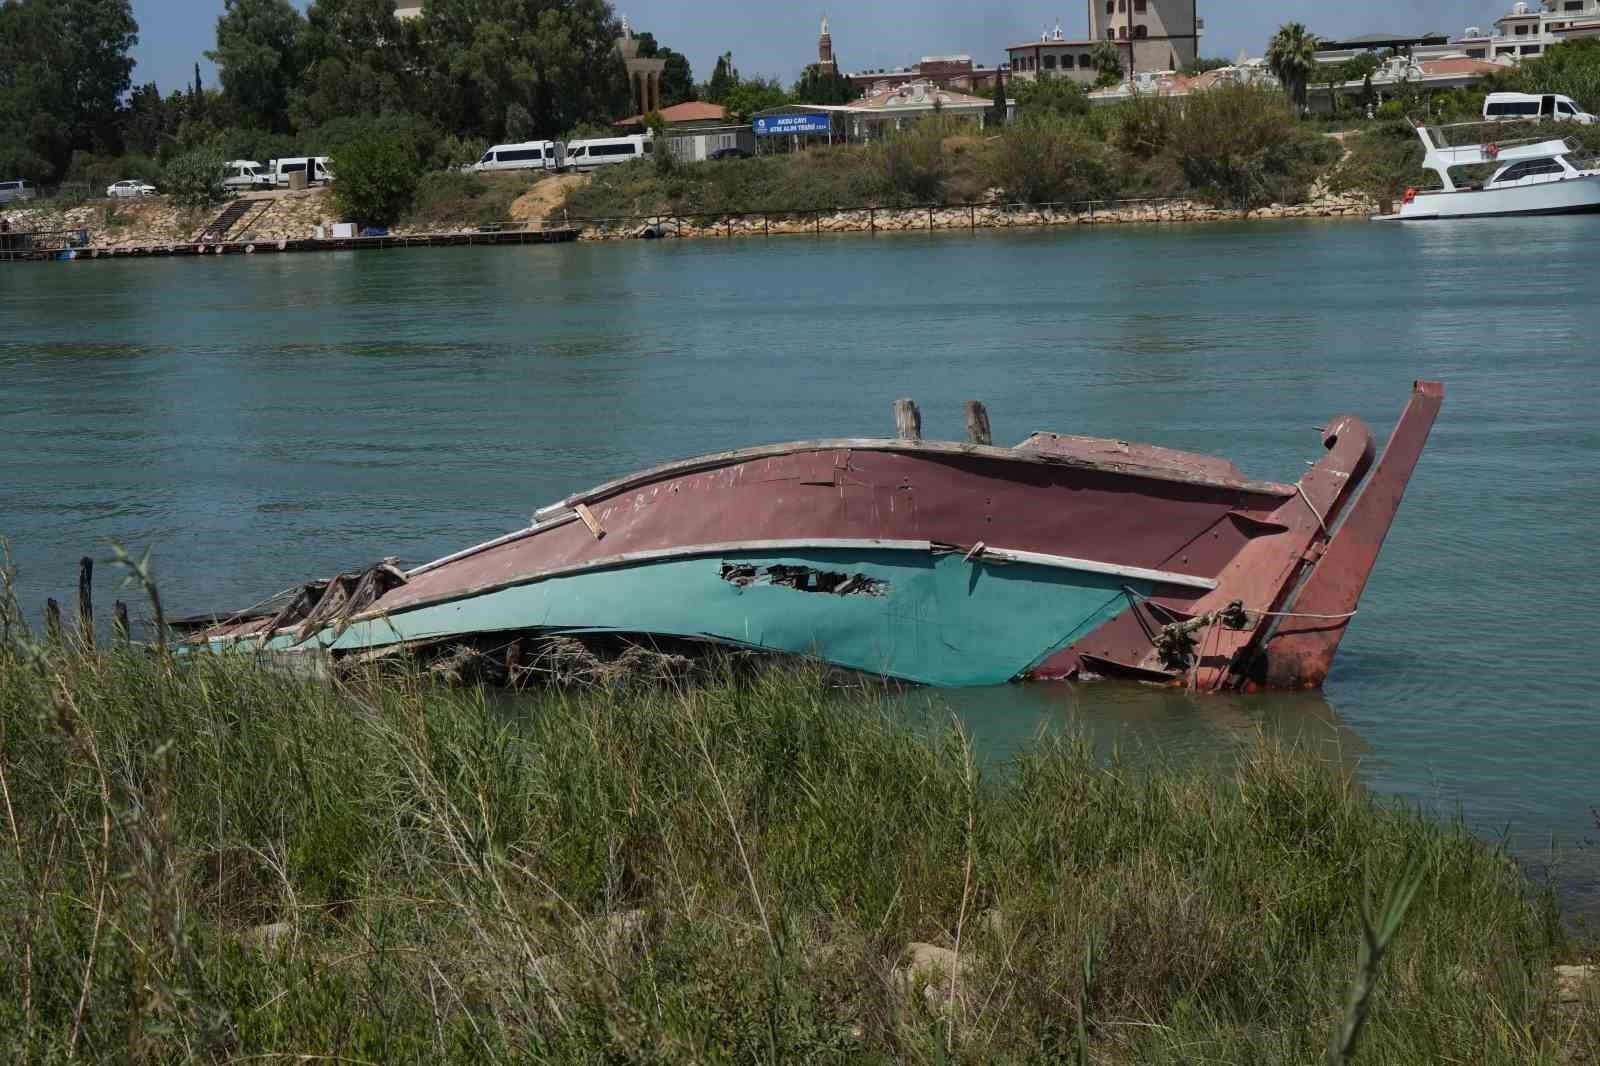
[0,0,862,186]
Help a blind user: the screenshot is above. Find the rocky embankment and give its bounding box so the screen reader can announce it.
[3,188,341,248]
[576,190,1377,241]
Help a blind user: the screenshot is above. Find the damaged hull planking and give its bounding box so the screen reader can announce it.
[187,383,1444,691]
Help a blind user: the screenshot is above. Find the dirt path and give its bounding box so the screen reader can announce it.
[511,174,590,222]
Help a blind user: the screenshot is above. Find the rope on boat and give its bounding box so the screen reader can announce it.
[1297,484,1331,536]
[1144,594,1360,674]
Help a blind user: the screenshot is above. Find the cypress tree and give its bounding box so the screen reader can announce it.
[990,67,1007,129]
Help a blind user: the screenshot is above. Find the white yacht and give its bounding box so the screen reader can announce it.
[1381,120,1600,220]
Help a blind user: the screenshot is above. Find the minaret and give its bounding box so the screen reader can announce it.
[818,14,837,73]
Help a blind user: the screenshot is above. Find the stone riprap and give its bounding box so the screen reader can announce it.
[575,192,1378,242]
[3,188,342,248]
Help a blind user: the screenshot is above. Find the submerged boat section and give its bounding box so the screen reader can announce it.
[184,383,1444,691]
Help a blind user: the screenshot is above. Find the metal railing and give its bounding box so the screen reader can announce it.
[0,229,90,263]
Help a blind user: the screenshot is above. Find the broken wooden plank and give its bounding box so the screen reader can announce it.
[575,503,606,540]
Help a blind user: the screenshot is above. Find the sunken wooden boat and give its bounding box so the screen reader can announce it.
[185,382,1443,690]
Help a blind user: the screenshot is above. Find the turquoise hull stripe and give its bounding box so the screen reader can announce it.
[242,549,1144,688]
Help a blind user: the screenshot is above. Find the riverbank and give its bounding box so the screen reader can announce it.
[3,184,1376,261]
[573,189,1376,241]
[1,635,1593,1063]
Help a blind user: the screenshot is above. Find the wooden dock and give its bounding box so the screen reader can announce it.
[1,227,580,264]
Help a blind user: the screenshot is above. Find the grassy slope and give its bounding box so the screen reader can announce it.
[0,637,1594,1064]
[563,148,908,219]
[401,170,554,230]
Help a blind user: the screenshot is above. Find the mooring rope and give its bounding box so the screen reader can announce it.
[1297,484,1331,537]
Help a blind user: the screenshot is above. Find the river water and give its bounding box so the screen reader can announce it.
[3,220,1597,912]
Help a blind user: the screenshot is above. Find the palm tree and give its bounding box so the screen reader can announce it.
[1090,41,1125,88]
[1267,22,1321,115]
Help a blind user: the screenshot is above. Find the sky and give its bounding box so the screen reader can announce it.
[132,0,1513,98]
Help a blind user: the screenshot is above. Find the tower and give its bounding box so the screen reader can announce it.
[1088,0,1200,74]
[616,15,666,116]
[818,14,837,73]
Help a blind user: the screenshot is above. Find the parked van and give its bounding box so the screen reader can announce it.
[268,157,335,187]
[1483,92,1596,124]
[0,179,37,203]
[473,140,567,172]
[223,160,272,191]
[565,135,652,170]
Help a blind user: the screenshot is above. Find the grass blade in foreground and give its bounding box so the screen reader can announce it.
[0,636,1592,1064]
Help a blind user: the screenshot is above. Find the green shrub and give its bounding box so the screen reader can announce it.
[329,129,422,228]
[66,151,163,191]
[644,111,674,176]
[1114,93,1178,159]
[1169,85,1330,208]
[990,116,1111,204]
[1014,76,1092,121]
[440,133,489,170]
[878,116,955,202]
[161,146,228,208]
[1330,119,1428,207]
[213,128,301,168]
[306,112,447,170]
[404,169,539,228]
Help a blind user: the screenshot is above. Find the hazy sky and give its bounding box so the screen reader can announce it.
[132,0,1510,97]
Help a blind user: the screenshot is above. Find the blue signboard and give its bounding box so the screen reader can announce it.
[754,113,833,136]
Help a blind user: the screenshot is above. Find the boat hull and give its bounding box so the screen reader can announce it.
[190,384,1444,691]
[230,545,1171,688]
[1392,173,1600,220]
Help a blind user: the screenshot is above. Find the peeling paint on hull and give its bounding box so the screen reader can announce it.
[189,383,1443,691]
[235,548,1155,688]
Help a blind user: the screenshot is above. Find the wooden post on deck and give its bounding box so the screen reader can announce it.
[77,556,95,650]
[113,601,130,646]
[894,399,922,441]
[964,401,992,446]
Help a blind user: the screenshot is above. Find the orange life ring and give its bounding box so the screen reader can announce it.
[1403,187,1417,204]
[1485,143,1500,159]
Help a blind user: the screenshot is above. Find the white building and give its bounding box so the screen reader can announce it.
[1317,2,1600,70]
[1007,1,1203,85]
[1442,0,1600,62]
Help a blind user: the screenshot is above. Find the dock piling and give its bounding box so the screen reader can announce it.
[964,401,992,446]
[77,556,95,650]
[894,399,923,442]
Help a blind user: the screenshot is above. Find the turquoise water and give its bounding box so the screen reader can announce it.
[3,220,1596,911]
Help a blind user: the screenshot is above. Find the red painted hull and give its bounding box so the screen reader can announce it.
[193,384,1443,691]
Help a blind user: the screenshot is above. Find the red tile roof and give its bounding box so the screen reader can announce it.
[1416,58,1505,77]
[614,101,730,127]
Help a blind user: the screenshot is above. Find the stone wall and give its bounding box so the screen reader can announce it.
[2,188,341,249]
[577,192,1377,242]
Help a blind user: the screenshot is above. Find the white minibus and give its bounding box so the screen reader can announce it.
[223,160,273,191]
[1483,92,1596,124]
[473,141,567,172]
[269,157,335,186]
[565,135,652,170]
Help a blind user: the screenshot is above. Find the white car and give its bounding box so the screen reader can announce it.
[106,179,157,198]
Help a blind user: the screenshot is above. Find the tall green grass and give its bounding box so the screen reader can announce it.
[0,635,1593,1063]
